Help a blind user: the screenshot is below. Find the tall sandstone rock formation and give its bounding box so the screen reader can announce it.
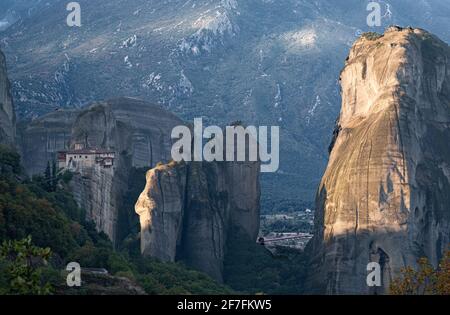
[0,50,15,145]
[307,27,450,294]
[135,157,261,282]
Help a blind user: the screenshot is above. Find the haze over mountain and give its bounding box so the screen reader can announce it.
[1,0,449,207]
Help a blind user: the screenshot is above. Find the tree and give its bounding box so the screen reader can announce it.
[51,160,57,191]
[0,236,52,295]
[0,145,21,175]
[390,250,450,295]
[44,161,52,191]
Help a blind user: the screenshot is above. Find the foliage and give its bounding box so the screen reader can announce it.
[390,250,450,295]
[60,170,73,184]
[260,212,314,234]
[0,236,52,295]
[0,174,79,257]
[223,230,307,294]
[134,256,233,295]
[362,32,383,41]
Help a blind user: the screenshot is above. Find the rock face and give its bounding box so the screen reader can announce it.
[20,97,183,243]
[0,50,15,145]
[135,159,261,282]
[68,98,183,242]
[307,27,450,294]
[19,109,79,174]
[71,98,181,168]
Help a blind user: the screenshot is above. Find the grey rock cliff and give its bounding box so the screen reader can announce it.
[68,98,183,242]
[307,27,450,294]
[19,109,79,174]
[0,50,15,145]
[135,159,261,282]
[20,97,183,243]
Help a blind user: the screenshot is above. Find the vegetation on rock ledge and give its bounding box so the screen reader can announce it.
[390,250,450,295]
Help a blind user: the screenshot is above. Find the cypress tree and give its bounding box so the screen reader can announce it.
[44,161,51,191]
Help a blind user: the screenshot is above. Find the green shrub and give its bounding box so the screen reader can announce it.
[362,32,383,41]
[0,178,79,257]
[0,237,52,295]
[108,252,134,274]
[390,250,450,295]
[223,230,307,294]
[115,270,136,281]
[0,145,21,175]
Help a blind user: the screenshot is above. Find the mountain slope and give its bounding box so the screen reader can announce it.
[1,0,450,205]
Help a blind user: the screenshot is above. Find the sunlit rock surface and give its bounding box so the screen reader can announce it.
[307,27,450,294]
